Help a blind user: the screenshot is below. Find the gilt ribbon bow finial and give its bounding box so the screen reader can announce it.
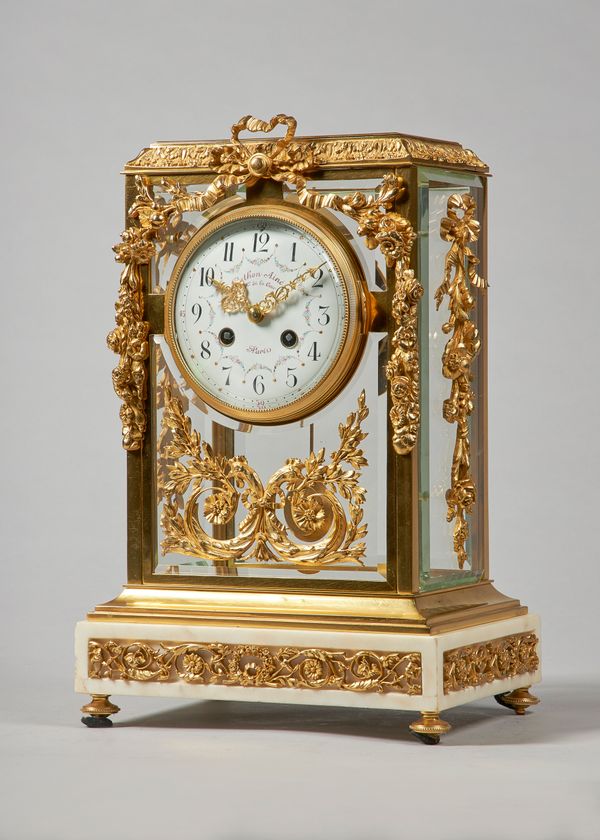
[210,113,313,185]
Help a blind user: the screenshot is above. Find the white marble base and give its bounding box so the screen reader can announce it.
[75,613,540,718]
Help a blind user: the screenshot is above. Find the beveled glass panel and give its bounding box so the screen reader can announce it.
[418,168,486,591]
[150,178,390,584]
[149,183,247,293]
[152,331,387,582]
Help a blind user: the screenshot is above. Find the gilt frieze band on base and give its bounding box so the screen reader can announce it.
[443,632,539,694]
[88,639,422,695]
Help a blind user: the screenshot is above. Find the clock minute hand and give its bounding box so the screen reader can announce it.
[213,278,251,314]
[248,263,326,323]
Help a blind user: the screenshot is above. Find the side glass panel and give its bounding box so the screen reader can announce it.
[150,178,390,585]
[418,168,486,591]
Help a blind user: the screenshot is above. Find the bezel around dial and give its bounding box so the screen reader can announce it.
[164,202,369,425]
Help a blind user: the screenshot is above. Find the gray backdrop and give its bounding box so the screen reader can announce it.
[1,2,599,838]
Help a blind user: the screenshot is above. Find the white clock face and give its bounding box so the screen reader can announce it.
[168,209,362,422]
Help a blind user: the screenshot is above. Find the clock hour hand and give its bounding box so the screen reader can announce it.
[248,263,326,323]
[213,278,251,315]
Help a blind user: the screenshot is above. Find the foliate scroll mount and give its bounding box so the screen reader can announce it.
[158,374,369,568]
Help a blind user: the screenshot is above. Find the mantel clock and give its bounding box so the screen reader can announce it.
[75,115,541,743]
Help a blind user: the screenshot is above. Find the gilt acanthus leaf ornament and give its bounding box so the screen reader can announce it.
[158,373,369,568]
[435,193,487,567]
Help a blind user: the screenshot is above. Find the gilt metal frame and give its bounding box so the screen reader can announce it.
[95,115,516,632]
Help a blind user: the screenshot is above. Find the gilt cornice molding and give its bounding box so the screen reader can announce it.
[125,134,487,174]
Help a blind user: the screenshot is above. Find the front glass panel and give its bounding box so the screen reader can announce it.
[149,183,247,293]
[150,177,390,586]
[418,168,486,591]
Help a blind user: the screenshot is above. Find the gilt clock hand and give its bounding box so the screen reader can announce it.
[248,263,327,323]
[213,278,251,315]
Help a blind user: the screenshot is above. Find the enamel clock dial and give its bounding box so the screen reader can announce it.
[165,204,367,424]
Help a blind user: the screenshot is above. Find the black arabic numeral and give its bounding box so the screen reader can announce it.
[200,339,211,359]
[191,303,203,323]
[199,267,214,286]
[311,268,324,288]
[253,231,270,253]
[286,368,298,388]
[317,305,330,326]
[290,242,297,262]
[222,365,232,386]
[308,341,321,361]
[253,374,265,395]
[223,241,234,262]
